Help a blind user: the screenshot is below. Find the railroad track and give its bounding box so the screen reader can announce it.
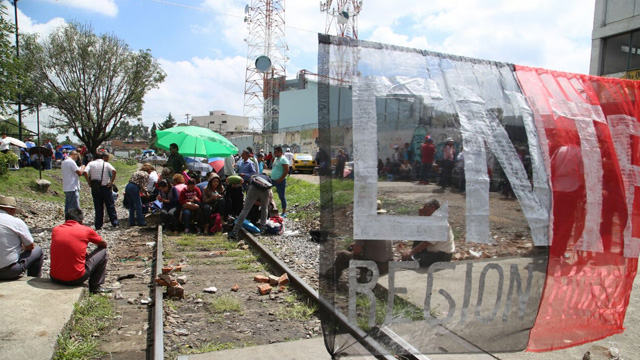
[146,225,428,360]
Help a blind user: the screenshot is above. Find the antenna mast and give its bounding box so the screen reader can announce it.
[243,0,288,134]
[320,0,362,84]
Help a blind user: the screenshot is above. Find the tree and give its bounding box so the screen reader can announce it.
[158,112,176,130]
[0,3,26,114]
[20,22,166,154]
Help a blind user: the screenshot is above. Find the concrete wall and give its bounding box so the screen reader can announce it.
[590,0,640,75]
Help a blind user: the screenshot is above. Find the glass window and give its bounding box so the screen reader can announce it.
[629,30,640,70]
[603,33,631,74]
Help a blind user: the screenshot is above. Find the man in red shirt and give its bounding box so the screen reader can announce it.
[50,208,109,294]
[420,136,436,185]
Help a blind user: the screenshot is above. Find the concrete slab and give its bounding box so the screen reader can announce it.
[376,256,547,353]
[0,277,83,360]
[178,336,378,360]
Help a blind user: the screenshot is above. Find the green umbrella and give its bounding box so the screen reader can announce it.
[155,126,238,158]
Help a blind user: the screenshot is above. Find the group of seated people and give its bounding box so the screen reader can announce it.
[133,166,276,235]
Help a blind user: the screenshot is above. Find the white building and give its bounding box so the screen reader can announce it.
[190,110,249,135]
[590,0,640,77]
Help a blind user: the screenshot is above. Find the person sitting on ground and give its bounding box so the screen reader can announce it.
[173,173,187,194]
[179,178,203,234]
[324,238,393,283]
[0,196,43,280]
[202,173,227,234]
[225,174,244,218]
[49,208,109,294]
[144,163,159,199]
[399,160,413,180]
[247,188,277,226]
[156,179,180,231]
[228,174,272,240]
[400,199,455,268]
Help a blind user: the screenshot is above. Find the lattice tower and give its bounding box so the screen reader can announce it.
[243,0,287,133]
[320,0,362,85]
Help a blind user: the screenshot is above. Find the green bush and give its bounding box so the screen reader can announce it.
[0,151,19,176]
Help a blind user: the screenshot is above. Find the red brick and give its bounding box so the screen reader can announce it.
[278,273,289,286]
[231,284,239,292]
[167,284,184,299]
[257,283,272,295]
[254,275,270,283]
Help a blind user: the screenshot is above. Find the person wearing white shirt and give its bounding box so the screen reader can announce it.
[62,150,85,214]
[0,196,43,280]
[84,151,119,230]
[0,133,10,153]
[283,148,294,175]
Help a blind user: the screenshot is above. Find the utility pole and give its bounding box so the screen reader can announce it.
[13,0,22,141]
[185,113,190,125]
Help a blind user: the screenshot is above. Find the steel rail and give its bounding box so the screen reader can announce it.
[239,229,426,360]
[152,225,164,360]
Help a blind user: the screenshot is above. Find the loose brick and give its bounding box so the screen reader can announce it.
[278,273,289,286]
[257,283,272,295]
[268,275,280,286]
[167,284,184,299]
[254,275,270,283]
[231,284,239,292]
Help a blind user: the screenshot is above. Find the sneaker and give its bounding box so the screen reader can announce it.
[259,228,267,236]
[227,231,238,240]
[281,213,287,218]
[90,287,112,295]
[195,228,202,234]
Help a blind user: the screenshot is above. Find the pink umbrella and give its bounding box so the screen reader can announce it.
[208,157,225,172]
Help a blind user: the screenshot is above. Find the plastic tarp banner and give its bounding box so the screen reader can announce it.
[317,34,638,357]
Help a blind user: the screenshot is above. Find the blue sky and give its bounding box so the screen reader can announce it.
[2,0,596,135]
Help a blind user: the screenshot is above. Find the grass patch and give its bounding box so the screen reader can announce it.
[208,294,243,323]
[53,294,115,360]
[185,341,237,354]
[273,178,320,220]
[0,158,138,204]
[355,293,424,331]
[276,293,318,321]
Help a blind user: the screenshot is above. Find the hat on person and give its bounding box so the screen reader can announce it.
[393,144,400,149]
[286,148,291,152]
[0,195,17,209]
[446,137,453,143]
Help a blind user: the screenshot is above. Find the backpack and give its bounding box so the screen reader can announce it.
[265,216,284,235]
[251,174,273,190]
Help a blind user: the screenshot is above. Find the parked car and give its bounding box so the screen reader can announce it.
[291,153,316,173]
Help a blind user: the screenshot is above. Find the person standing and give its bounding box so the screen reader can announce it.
[164,143,186,175]
[439,138,455,188]
[270,146,289,217]
[420,136,435,184]
[256,153,265,174]
[62,150,85,214]
[228,174,272,240]
[284,148,294,175]
[334,149,347,179]
[84,151,119,230]
[0,196,43,280]
[124,168,149,227]
[50,208,109,294]
[235,149,256,189]
[43,139,54,170]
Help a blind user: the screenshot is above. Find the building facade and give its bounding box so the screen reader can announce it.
[190,110,249,135]
[590,0,640,78]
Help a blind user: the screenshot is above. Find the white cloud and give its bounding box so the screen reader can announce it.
[142,55,248,126]
[43,0,118,17]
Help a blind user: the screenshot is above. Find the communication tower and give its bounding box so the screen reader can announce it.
[320,0,362,84]
[243,1,288,134]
